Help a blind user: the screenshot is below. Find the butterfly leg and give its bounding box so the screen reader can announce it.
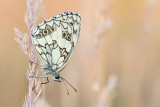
[41,77,49,84]
[29,60,44,66]
[29,75,49,84]
[29,75,49,90]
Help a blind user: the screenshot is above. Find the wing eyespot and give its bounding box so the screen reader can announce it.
[67,35,71,41]
[62,32,66,37]
[43,30,48,35]
[52,27,56,32]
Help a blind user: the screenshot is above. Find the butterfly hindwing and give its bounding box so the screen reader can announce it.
[32,12,81,72]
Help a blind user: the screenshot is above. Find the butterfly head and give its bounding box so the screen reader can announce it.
[54,75,61,82]
[42,67,60,82]
[48,70,61,82]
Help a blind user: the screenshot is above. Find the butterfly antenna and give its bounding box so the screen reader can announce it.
[60,77,77,93]
[60,77,70,95]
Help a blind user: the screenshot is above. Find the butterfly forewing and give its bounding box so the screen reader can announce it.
[32,12,81,73]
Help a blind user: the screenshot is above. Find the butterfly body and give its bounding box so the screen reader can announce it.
[31,12,81,81]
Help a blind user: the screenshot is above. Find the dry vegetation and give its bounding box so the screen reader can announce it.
[15,0,45,106]
[6,0,160,107]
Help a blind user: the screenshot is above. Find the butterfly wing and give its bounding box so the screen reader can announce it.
[32,12,81,72]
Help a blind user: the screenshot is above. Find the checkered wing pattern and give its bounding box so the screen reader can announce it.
[31,12,81,73]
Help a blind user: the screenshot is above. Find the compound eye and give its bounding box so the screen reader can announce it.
[55,75,60,79]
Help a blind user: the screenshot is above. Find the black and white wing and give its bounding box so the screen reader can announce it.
[31,12,81,72]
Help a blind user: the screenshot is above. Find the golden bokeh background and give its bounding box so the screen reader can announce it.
[1,0,160,107]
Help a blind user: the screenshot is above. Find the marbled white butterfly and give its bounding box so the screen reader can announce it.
[31,12,81,94]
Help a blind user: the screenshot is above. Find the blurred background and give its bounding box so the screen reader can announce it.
[1,0,160,107]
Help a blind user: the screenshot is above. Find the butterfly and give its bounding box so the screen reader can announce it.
[31,12,81,94]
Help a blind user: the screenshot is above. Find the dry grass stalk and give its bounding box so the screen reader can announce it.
[96,75,117,107]
[91,0,114,107]
[14,0,45,106]
[93,0,114,52]
[134,0,159,106]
